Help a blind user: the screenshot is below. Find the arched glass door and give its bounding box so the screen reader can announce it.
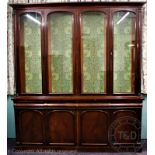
[47,12,73,94]
[20,13,42,93]
[81,11,107,94]
[113,11,136,93]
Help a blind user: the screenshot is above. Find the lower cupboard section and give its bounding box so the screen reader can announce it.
[15,106,142,151]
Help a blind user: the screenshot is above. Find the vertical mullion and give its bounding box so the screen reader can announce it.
[131,12,136,93]
[104,12,108,94]
[136,7,142,94]
[15,12,23,94]
[78,10,82,94]
[19,16,26,94]
[107,8,113,95]
[74,10,81,95]
[41,11,48,94]
[47,14,52,93]
[73,12,77,94]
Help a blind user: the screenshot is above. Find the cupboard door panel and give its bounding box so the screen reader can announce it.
[113,11,136,93]
[81,12,107,94]
[20,13,42,93]
[109,110,141,145]
[18,110,44,144]
[47,13,73,94]
[80,110,109,145]
[46,110,76,145]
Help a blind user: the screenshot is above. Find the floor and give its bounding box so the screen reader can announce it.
[7,139,147,155]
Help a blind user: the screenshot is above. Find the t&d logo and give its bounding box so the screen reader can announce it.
[108,116,144,152]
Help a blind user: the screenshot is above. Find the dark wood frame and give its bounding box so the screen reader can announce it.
[10,2,145,151]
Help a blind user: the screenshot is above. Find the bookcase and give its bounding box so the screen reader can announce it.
[10,2,145,151]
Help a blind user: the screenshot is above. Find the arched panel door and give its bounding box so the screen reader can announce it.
[80,110,109,145]
[18,110,44,144]
[109,110,141,146]
[112,11,136,94]
[19,13,42,94]
[45,110,76,145]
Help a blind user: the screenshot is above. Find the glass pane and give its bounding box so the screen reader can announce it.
[113,11,136,93]
[81,12,106,93]
[48,13,73,93]
[20,13,42,93]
